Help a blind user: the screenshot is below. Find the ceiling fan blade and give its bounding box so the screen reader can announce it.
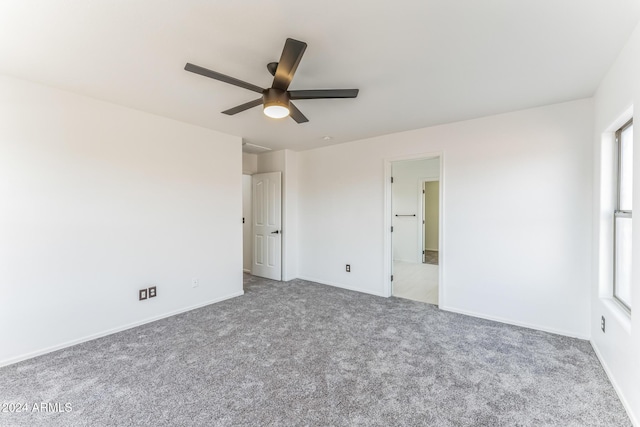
[185,63,264,94]
[221,98,263,115]
[272,38,307,91]
[289,102,309,124]
[289,89,359,100]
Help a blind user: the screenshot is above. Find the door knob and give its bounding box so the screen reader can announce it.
[271,230,280,234]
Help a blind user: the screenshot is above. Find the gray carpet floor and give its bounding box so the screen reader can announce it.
[0,274,630,427]
[423,250,439,265]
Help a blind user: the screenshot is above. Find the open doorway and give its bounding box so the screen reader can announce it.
[389,157,440,305]
[242,169,283,282]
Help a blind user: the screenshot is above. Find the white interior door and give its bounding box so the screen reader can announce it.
[251,172,282,280]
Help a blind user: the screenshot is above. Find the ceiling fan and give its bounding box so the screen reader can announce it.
[184,38,359,123]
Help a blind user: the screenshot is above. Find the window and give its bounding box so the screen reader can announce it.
[614,118,633,312]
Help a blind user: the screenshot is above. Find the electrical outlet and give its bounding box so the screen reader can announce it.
[601,316,605,333]
[192,278,199,288]
[139,289,148,301]
[346,264,351,272]
[148,286,157,298]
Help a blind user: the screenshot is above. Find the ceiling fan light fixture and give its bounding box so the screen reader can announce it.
[264,104,290,119]
[263,88,290,119]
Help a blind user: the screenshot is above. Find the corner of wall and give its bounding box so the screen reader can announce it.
[590,17,640,427]
[254,149,299,281]
[242,152,258,174]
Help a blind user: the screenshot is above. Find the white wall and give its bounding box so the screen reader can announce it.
[242,174,252,272]
[242,152,256,274]
[0,74,243,366]
[283,150,299,281]
[592,20,640,426]
[242,152,258,174]
[298,98,593,338]
[256,150,298,281]
[392,158,439,263]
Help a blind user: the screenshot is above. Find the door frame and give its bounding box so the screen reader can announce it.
[383,152,444,304]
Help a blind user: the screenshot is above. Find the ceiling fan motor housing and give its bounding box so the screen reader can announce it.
[263,88,290,109]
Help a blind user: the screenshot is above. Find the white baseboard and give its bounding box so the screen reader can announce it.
[297,276,386,297]
[0,290,244,368]
[438,304,590,340]
[591,340,639,426]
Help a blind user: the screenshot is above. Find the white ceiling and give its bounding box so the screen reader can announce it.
[1,1,638,151]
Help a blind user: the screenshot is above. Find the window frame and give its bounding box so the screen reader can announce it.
[614,118,633,313]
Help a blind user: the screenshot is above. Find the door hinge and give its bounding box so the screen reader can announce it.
[422,250,425,254]
[391,226,394,232]
[391,177,394,184]
[423,189,425,194]
[391,275,394,282]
